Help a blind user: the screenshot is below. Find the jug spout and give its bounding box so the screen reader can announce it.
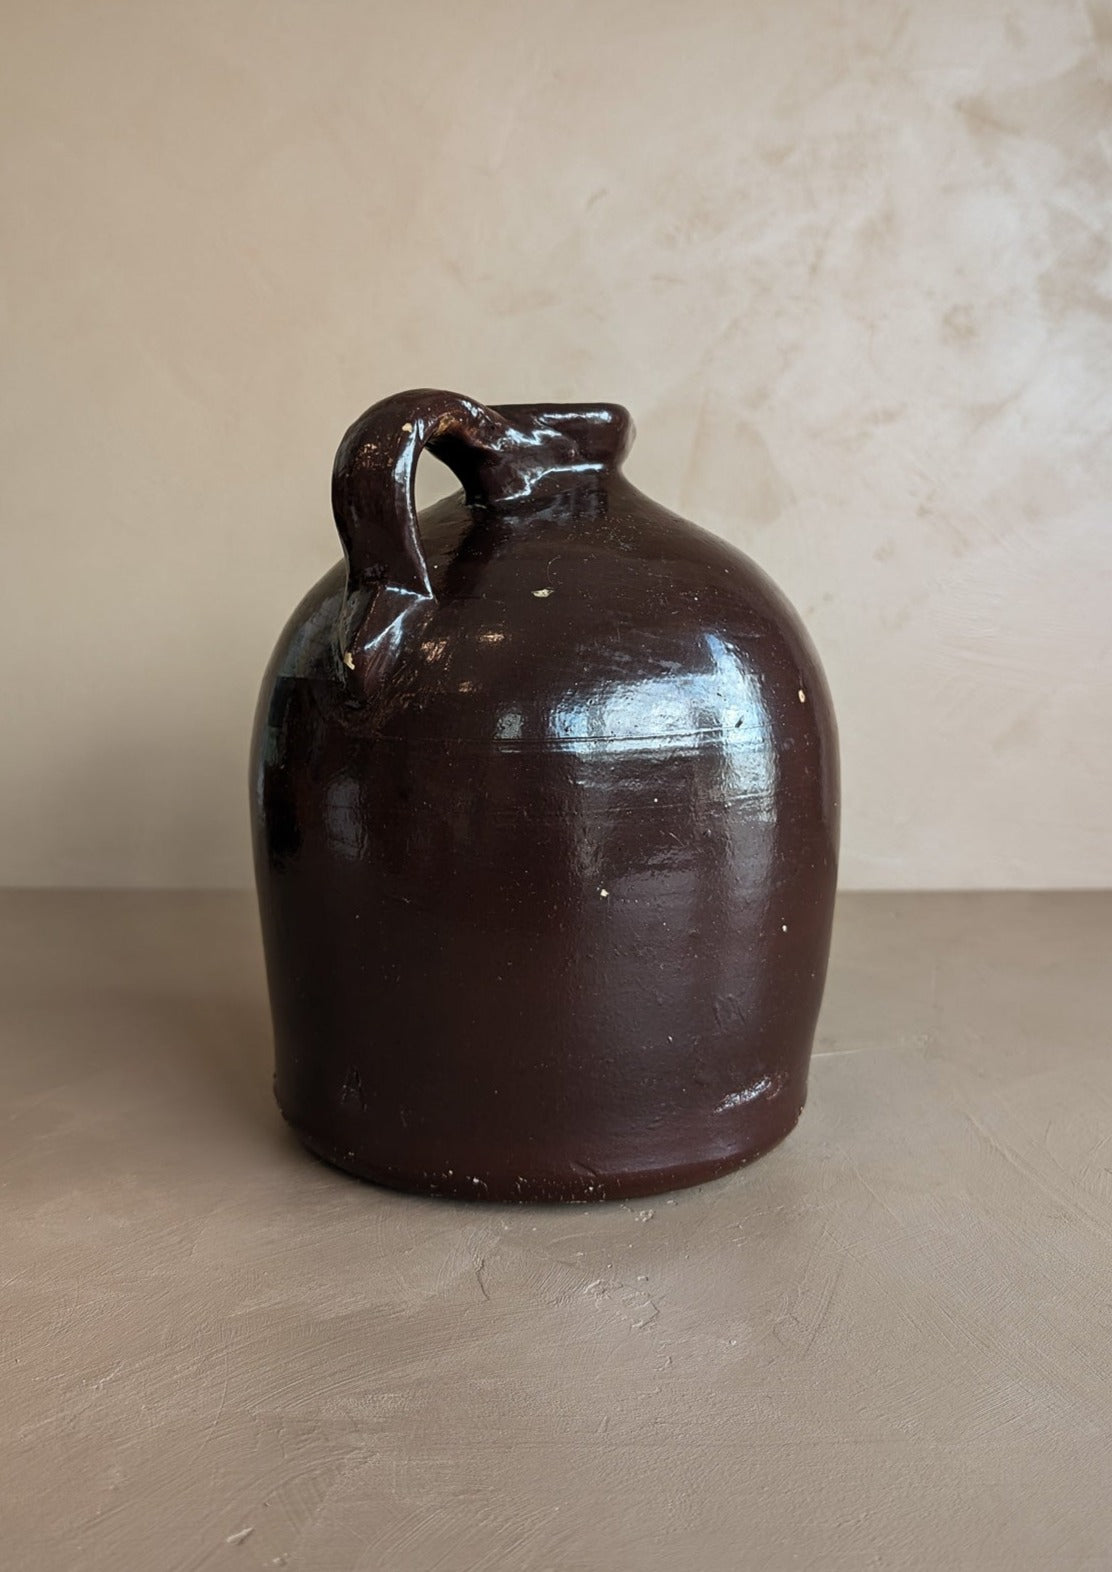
[492,402,634,477]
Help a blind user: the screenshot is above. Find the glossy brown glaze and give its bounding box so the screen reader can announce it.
[251,389,838,1202]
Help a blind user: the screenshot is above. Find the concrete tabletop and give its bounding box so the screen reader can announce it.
[3,891,1110,1571]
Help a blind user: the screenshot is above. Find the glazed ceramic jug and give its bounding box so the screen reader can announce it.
[251,389,838,1201]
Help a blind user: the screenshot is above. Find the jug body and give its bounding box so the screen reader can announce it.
[251,390,838,1201]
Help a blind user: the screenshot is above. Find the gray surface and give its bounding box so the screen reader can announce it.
[2,891,1110,1571]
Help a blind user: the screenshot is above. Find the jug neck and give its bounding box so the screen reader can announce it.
[333,389,634,606]
[448,402,633,507]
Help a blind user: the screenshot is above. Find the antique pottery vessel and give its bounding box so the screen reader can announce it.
[251,389,838,1201]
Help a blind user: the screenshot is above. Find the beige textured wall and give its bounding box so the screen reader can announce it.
[2,0,1110,889]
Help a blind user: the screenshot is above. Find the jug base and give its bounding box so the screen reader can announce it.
[281,1100,805,1205]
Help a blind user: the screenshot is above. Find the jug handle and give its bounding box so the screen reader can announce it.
[330,390,502,683]
[332,388,524,605]
[333,389,578,685]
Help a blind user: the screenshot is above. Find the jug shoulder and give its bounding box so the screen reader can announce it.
[257,478,832,759]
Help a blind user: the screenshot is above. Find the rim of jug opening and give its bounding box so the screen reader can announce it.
[493,402,634,468]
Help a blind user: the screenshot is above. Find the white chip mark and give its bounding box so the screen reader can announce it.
[798,688,807,703]
[781,923,788,932]
[599,888,609,898]
[342,651,355,670]
[532,587,554,598]
[401,422,413,433]
[715,1075,775,1113]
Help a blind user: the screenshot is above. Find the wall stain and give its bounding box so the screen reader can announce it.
[959,61,1112,159]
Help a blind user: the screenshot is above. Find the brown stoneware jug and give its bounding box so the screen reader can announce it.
[251,389,838,1202]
